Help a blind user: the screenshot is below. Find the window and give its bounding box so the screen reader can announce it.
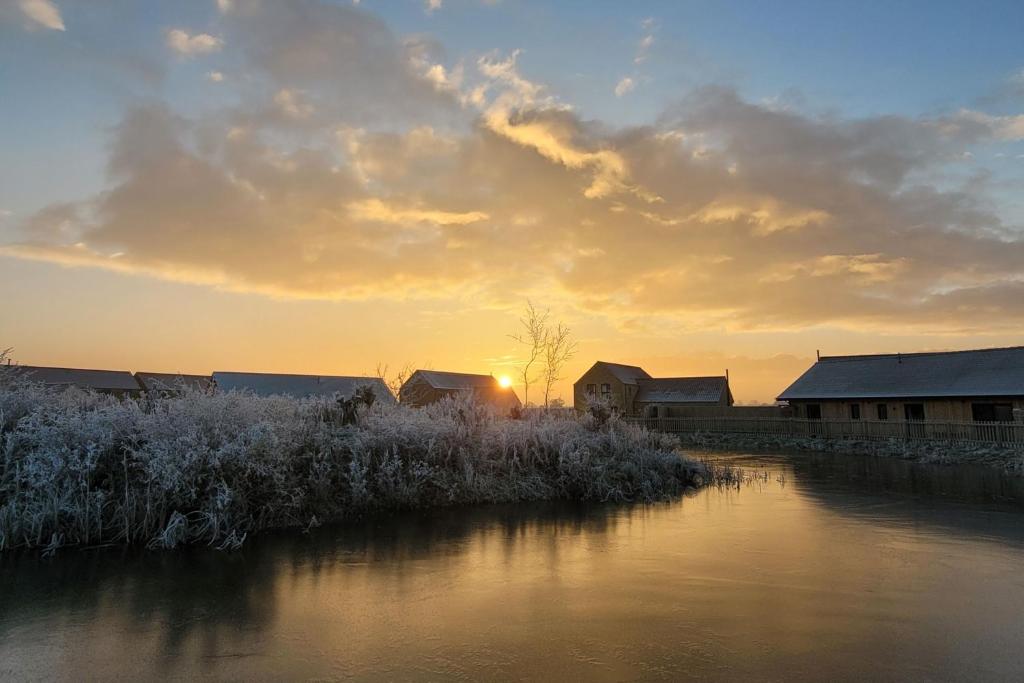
[805,404,822,420]
[876,403,888,421]
[585,383,597,396]
[849,404,861,420]
[600,383,611,399]
[904,403,925,421]
[972,402,1014,422]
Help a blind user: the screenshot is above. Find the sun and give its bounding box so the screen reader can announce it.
[498,375,513,388]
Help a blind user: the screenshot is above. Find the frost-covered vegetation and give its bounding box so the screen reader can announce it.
[0,367,709,553]
[677,431,1024,475]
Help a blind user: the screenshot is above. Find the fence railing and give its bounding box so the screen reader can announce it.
[626,416,1024,447]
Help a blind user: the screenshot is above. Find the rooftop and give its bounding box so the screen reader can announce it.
[213,371,395,402]
[7,365,140,392]
[635,376,731,404]
[777,346,1024,400]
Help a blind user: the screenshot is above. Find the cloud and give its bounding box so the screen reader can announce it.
[614,77,635,97]
[273,88,313,119]
[166,28,223,57]
[219,0,457,126]
[18,0,64,31]
[634,19,656,64]
[425,0,442,13]
[347,198,488,225]
[6,2,1024,337]
[207,70,225,82]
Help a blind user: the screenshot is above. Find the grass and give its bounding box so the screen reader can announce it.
[0,369,713,553]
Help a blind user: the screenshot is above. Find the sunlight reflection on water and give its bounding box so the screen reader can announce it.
[1,451,1023,681]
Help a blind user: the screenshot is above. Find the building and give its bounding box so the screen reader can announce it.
[135,372,214,394]
[212,371,396,404]
[777,346,1024,423]
[399,370,521,410]
[573,361,733,416]
[8,365,140,396]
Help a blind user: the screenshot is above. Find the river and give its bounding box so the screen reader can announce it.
[1,452,1023,681]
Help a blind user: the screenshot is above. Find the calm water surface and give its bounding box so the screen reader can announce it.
[2,452,1023,681]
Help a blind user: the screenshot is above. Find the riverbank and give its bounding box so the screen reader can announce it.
[676,431,1024,474]
[0,376,716,553]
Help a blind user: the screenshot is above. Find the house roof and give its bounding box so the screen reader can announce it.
[592,361,652,384]
[11,365,139,392]
[777,346,1024,401]
[135,372,213,392]
[635,376,730,404]
[213,371,396,403]
[411,370,502,390]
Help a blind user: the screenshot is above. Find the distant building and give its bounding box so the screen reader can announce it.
[212,371,396,404]
[399,370,521,410]
[573,361,733,416]
[9,365,140,396]
[135,372,214,394]
[777,346,1024,423]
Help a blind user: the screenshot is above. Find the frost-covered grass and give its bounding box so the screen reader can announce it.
[0,372,709,553]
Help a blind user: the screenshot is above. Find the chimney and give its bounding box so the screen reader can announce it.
[816,349,820,361]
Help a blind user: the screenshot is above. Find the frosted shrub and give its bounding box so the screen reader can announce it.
[0,374,709,552]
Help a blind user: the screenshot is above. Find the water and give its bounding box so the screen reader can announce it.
[2,452,1023,681]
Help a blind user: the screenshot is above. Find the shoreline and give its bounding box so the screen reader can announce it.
[675,431,1024,475]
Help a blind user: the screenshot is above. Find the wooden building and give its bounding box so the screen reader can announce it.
[777,346,1024,423]
[399,370,521,410]
[212,371,396,404]
[8,365,140,396]
[573,361,733,416]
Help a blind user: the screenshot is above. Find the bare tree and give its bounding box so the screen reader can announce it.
[542,321,578,408]
[508,301,549,407]
[375,361,417,401]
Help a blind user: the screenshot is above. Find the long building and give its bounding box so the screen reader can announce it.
[7,365,140,396]
[212,371,395,403]
[777,346,1024,423]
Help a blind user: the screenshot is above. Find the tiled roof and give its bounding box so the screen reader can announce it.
[213,372,396,403]
[11,365,139,391]
[635,376,729,403]
[777,346,1024,400]
[412,370,501,390]
[592,361,651,384]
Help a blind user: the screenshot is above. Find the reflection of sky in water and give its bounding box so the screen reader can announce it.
[2,452,1023,681]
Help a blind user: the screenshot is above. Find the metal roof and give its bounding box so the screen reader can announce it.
[777,346,1024,400]
[135,372,214,392]
[591,361,652,384]
[213,372,396,403]
[12,365,140,391]
[411,370,502,391]
[634,376,730,404]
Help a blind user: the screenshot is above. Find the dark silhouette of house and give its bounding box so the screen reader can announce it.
[399,370,521,410]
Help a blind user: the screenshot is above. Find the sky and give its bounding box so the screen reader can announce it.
[2,0,1024,404]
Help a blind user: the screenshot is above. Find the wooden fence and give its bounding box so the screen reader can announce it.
[627,416,1024,447]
